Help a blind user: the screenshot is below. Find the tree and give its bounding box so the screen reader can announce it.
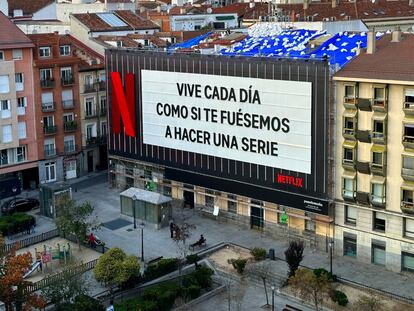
[289,268,332,311]
[172,222,196,276]
[55,194,100,250]
[0,237,46,311]
[284,240,304,278]
[246,261,273,307]
[41,265,87,307]
[93,247,140,289]
[354,291,385,311]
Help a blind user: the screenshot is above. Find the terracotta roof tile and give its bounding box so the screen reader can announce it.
[0,12,34,48]
[8,0,53,16]
[335,34,414,82]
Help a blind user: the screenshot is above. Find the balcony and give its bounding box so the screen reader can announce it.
[371,195,386,208]
[64,121,77,132]
[403,135,414,149]
[356,130,371,143]
[343,128,356,140]
[401,201,414,214]
[372,98,387,112]
[85,110,97,119]
[402,168,414,181]
[44,125,57,135]
[44,148,57,158]
[356,161,370,174]
[100,108,106,116]
[40,79,54,88]
[343,96,357,109]
[356,98,372,111]
[86,137,99,147]
[98,81,106,91]
[84,84,96,93]
[41,102,55,112]
[356,191,370,205]
[342,190,356,202]
[61,76,74,86]
[371,163,386,176]
[62,100,75,109]
[342,159,355,171]
[404,101,414,115]
[372,132,386,144]
[64,144,77,155]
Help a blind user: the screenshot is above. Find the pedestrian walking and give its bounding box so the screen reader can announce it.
[169,220,174,238]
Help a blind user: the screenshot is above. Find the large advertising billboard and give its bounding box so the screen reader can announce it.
[107,50,331,215]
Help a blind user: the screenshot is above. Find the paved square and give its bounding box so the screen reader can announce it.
[102,218,132,230]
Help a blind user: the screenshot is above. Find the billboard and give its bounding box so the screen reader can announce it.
[107,51,331,215]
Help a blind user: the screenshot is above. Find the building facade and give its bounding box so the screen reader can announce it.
[0,12,38,191]
[334,31,414,272]
[107,50,334,250]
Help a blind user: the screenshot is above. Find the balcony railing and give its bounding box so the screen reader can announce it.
[371,195,386,208]
[64,144,77,154]
[342,159,355,171]
[372,98,387,112]
[84,84,96,93]
[85,110,97,118]
[40,79,54,88]
[371,163,386,176]
[402,168,414,181]
[86,137,99,147]
[404,101,414,115]
[41,102,55,112]
[401,201,414,214]
[62,100,75,109]
[343,96,356,109]
[44,125,57,135]
[98,81,106,91]
[44,148,57,157]
[342,190,356,202]
[372,132,386,144]
[342,128,355,140]
[64,121,77,132]
[61,75,74,86]
[403,135,414,149]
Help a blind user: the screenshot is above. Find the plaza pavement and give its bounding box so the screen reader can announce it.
[22,172,414,302]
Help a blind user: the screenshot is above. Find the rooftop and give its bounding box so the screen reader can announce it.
[120,187,172,205]
[72,10,159,32]
[0,12,34,49]
[8,0,54,17]
[334,33,414,83]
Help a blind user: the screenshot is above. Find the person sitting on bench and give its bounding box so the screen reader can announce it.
[190,235,206,249]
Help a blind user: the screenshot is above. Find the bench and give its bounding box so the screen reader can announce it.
[189,240,206,251]
[147,256,163,265]
[283,304,302,311]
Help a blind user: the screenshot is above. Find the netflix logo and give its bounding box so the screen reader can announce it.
[276,174,303,188]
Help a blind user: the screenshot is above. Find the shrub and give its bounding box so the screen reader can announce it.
[313,268,337,282]
[191,266,214,288]
[142,282,180,310]
[72,294,105,311]
[183,284,201,300]
[229,258,248,274]
[0,213,35,236]
[186,254,200,265]
[139,300,158,311]
[251,247,267,261]
[332,290,349,306]
[144,258,179,281]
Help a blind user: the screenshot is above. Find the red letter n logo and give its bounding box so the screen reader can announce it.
[111,72,136,137]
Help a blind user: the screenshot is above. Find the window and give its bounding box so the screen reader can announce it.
[40,68,52,81]
[403,123,414,144]
[86,124,96,139]
[44,139,56,157]
[373,212,386,232]
[0,149,8,165]
[372,150,384,168]
[39,47,51,58]
[373,119,384,139]
[17,97,26,115]
[343,233,357,257]
[60,67,73,84]
[0,100,11,119]
[41,92,54,111]
[404,218,414,239]
[16,146,26,162]
[371,241,386,266]
[343,117,355,136]
[402,155,414,177]
[116,41,123,47]
[402,252,414,272]
[101,122,107,137]
[99,72,106,82]
[66,160,77,179]
[100,96,106,113]
[402,189,414,209]
[43,115,54,127]
[45,162,56,182]
[343,177,355,200]
[343,147,354,165]
[0,75,10,93]
[85,75,93,86]
[305,217,315,232]
[12,49,22,60]
[18,122,26,139]
[227,194,237,214]
[344,85,356,103]
[345,205,356,225]
[59,45,70,56]
[404,89,414,110]
[2,125,12,143]
[0,51,4,61]
[15,73,24,91]
[62,90,74,108]
[373,87,386,108]
[371,182,385,206]
[63,113,74,123]
[85,98,95,117]
[205,195,214,208]
[64,135,75,153]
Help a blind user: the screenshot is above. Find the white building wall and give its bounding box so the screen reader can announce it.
[170,14,237,31]
[16,22,69,34]
[32,3,57,20]
[56,3,105,22]
[0,0,8,16]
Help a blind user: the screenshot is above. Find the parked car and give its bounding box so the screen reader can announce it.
[1,198,39,215]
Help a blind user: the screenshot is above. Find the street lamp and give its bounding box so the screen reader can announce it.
[132,194,137,229]
[139,222,145,262]
[329,239,334,275]
[271,285,275,311]
[12,186,17,201]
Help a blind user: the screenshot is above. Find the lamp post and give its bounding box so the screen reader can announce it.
[271,285,275,311]
[132,194,137,229]
[12,186,17,201]
[329,239,334,275]
[139,222,145,262]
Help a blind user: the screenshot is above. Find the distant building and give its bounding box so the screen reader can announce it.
[0,12,38,190]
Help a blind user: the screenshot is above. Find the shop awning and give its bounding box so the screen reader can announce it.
[216,15,235,21]
[372,144,386,153]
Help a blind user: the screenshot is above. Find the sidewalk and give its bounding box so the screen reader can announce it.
[42,179,414,303]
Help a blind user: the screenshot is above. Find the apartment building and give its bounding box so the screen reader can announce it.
[0,12,38,191]
[78,64,107,174]
[333,31,414,272]
[27,33,105,184]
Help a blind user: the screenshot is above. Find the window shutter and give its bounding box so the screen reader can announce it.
[41,92,53,103]
[18,122,26,139]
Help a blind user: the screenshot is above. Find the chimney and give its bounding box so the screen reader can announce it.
[156,5,161,13]
[303,0,309,10]
[249,2,255,8]
[332,0,337,8]
[366,30,376,54]
[391,26,402,42]
[180,7,186,14]
[139,6,146,13]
